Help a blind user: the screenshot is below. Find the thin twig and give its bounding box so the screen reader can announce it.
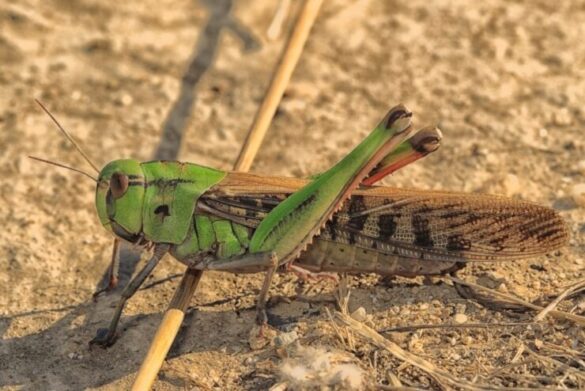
[513,337,585,381]
[535,278,585,322]
[380,322,533,334]
[335,311,523,391]
[448,275,585,326]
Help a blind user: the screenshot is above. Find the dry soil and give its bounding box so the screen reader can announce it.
[1,0,584,390]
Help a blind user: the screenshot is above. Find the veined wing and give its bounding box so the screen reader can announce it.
[200,172,569,263]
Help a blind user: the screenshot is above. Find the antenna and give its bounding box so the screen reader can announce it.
[29,156,98,182]
[35,99,100,174]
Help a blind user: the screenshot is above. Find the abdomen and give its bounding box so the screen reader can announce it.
[296,239,463,277]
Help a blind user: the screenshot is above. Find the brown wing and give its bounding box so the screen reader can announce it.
[200,172,569,262]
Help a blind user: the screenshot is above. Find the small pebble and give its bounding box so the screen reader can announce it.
[244,356,257,366]
[454,313,468,324]
[248,325,276,350]
[502,174,520,196]
[577,160,585,175]
[534,339,543,350]
[274,331,299,348]
[116,93,133,106]
[269,383,288,391]
[350,307,367,322]
[67,353,76,359]
[552,108,573,126]
[71,90,82,101]
[571,184,585,207]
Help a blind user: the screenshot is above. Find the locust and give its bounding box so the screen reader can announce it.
[31,101,569,348]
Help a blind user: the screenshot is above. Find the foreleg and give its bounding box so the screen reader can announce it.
[90,244,170,348]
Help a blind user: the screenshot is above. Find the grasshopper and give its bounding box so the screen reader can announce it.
[32,102,568,348]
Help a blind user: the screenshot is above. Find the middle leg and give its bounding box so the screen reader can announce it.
[194,251,278,325]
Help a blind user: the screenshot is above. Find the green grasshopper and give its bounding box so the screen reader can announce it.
[32,102,568,348]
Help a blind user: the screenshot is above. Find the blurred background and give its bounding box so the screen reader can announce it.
[1,0,583,389]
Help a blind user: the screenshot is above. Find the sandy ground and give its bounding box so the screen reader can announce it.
[1,0,584,389]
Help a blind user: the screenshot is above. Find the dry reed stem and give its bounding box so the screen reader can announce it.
[234,0,324,171]
[131,2,323,389]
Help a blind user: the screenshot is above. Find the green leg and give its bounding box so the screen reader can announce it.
[194,251,278,325]
[90,244,170,348]
[243,106,414,323]
[248,105,414,265]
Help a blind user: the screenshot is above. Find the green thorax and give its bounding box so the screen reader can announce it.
[170,215,252,263]
[140,161,226,244]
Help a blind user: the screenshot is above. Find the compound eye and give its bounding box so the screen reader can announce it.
[110,172,129,199]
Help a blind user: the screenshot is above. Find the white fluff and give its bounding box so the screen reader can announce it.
[278,346,365,390]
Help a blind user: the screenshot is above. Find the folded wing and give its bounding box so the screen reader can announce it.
[200,173,568,263]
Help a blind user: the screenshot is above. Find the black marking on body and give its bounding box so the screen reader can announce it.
[262,194,318,246]
[446,234,471,251]
[348,232,356,245]
[522,219,562,242]
[378,214,397,240]
[245,209,259,218]
[237,196,262,208]
[297,193,318,211]
[412,214,434,248]
[447,212,483,230]
[488,234,510,251]
[442,209,470,220]
[126,174,145,187]
[328,215,339,241]
[536,227,565,242]
[347,195,368,231]
[260,195,283,210]
[384,109,411,129]
[110,220,143,243]
[154,204,171,221]
[147,178,195,187]
[232,197,268,219]
[211,197,271,214]
[106,191,115,219]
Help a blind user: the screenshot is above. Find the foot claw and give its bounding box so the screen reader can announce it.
[255,309,268,326]
[89,328,118,349]
[92,288,107,302]
[92,278,118,301]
